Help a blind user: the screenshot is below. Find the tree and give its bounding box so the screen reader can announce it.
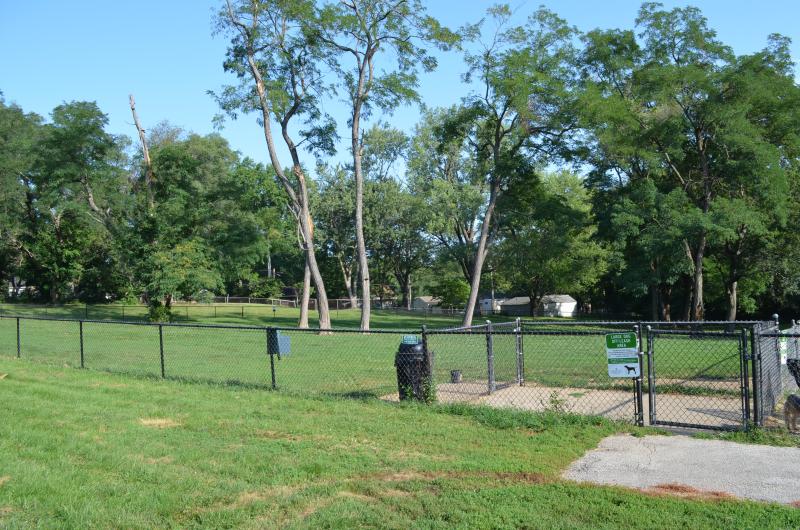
[430,277,470,309]
[0,97,42,298]
[496,171,607,315]
[315,164,358,307]
[580,4,800,320]
[408,107,484,286]
[448,5,579,326]
[367,178,430,309]
[315,0,456,330]
[216,0,336,329]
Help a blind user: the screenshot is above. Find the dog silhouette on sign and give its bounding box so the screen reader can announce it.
[624,365,637,375]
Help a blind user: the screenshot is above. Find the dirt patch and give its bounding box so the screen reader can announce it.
[338,491,377,503]
[0,476,10,487]
[90,382,128,389]
[138,418,182,429]
[366,469,548,484]
[145,456,174,465]
[380,488,412,498]
[647,483,736,502]
[255,430,330,443]
[298,497,336,520]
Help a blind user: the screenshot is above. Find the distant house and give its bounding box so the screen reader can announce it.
[500,295,578,317]
[479,298,505,315]
[412,296,441,311]
[540,295,578,317]
[499,297,532,316]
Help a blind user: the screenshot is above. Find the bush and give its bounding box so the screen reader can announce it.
[193,289,214,304]
[148,301,172,322]
[249,277,283,299]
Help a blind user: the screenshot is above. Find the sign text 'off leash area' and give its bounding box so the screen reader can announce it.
[605,332,640,378]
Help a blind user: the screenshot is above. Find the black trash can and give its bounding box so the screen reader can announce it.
[395,337,433,402]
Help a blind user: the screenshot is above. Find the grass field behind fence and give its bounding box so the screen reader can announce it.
[0,313,744,399]
[0,303,494,329]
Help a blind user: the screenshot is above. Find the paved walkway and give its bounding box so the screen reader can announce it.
[564,434,800,505]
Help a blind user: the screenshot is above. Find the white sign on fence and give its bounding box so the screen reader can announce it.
[605,332,640,378]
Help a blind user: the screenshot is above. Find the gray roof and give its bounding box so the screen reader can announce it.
[414,296,440,304]
[541,294,576,304]
[501,296,530,306]
[501,295,576,306]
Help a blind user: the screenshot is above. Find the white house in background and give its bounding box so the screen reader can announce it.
[479,298,505,315]
[412,296,441,311]
[500,295,578,317]
[540,295,578,317]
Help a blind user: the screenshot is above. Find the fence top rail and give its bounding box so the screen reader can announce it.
[521,319,762,326]
[0,314,421,335]
[649,328,742,337]
[760,332,800,338]
[426,327,624,336]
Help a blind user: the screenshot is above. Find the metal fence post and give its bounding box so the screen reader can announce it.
[158,324,165,379]
[751,324,761,425]
[266,327,277,389]
[646,325,655,425]
[16,317,20,358]
[79,320,84,368]
[486,320,495,394]
[515,317,524,386]
[740,327,750,428]
[634,323,644,427]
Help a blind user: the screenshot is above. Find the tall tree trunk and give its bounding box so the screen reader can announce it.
[691,235,706,321]
[298,196,331,330]
[298,259,311,328]
[234,32,331,330]
[352,101,370,330]
[650,284,659,321]
[726,280,738,322]
[462,183,499,327]
[660,285,672,321]
[129,94,155,210]
[398,273,411,311]
[338,255,357,309]
[682,276,693,321]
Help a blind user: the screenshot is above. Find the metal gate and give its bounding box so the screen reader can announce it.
[646,329,749,431]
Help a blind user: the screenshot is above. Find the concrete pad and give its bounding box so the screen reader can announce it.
[383,381,745,429]
[564,434,800,505]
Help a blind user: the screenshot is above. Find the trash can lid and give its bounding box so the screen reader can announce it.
[398,341,423,354]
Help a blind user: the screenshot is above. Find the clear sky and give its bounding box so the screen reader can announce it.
[2,0,799,169]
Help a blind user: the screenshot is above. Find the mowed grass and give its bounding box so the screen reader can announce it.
[0,313,743,398]
[0,303,486,329]
[0,359,798,529]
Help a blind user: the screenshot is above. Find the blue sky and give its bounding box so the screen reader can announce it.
[2,0,798,169]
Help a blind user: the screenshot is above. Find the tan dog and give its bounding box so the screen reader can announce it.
[785,394,800,432]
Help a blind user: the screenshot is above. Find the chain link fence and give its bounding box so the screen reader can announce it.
[2,314,798,432]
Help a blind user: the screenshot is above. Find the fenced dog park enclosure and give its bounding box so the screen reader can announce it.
[1,312,798,432]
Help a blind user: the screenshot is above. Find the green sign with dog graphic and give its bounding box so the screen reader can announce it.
[605,332,639,378]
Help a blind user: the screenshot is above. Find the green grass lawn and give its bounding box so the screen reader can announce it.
[0,309,744,400]
[0,302,489,329]
[0,358,797,529]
